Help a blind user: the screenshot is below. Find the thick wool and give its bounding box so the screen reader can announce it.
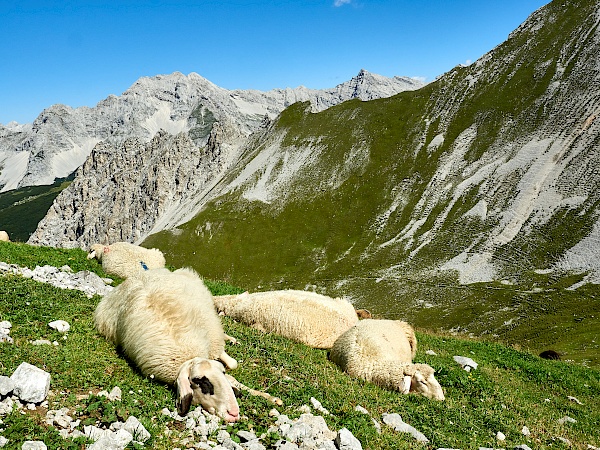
[88,242,166,279]
[330,319,444,400]
[0,231,9,242]
[94,267,228,383]
[213,290,359,349]
[94,267,240,420]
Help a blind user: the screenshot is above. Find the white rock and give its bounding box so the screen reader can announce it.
[31,340,52,346]
[453,355,478,371]
[0,376,15,396]
[310,397,330,415]
[87,428,133,449]
[10,362,51,403]
[0,436,8,447]
[558,416,577,424]
[522,425,531,436]
[123,416,151,443]
[567,395,583,405]
[496,431,506,440]
[382,413,429,443]
[425,350,437,356]
[48,320,70,333]
[21,442,47,450]
[335,427,363,450]
[354,405,369,415]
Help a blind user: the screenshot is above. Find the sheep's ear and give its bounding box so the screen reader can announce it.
[103,246,110,254]
[176,363,194,416]
[401,375,412,394]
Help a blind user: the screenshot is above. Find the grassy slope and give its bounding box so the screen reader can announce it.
[0,242,598,449]
[0,177,72,242]
[143,0,600,367]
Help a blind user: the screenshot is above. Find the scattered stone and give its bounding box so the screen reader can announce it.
[521,426,530,436]
[557,436,572,446]
[87,428,133,449]
[354,405,369,415]
[335,428,362,450]
[310,397,330,415]
[0,263,113,297]
[558,416,577,425]
[567,396,583,405]
[425,350,437,356]
[0,321,11,335]
[31,340,52,346]
[453,355,478,371]
[0,334,12,344]
[0,398,14,416]
[22,442,47,450]
[514,445,533,450]
[0,376,15,396]
[235,430,257,443]
[123,415,151,443]
[0,436,7,447]
[98,386,122,401]
[10,362,50,403]
[48,320,70,333]
[496,431,506,440]
[382,413,429,443]
[269,408,280,417]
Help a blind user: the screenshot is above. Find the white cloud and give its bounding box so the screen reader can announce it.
[334,0,351,6]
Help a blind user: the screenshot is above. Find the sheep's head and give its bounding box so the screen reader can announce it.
[402,363,445,401]
[87,244,107,260]
[176,358,240,422]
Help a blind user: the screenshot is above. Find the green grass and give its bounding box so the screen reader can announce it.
[0,242,598,449]
[0,176,73,242]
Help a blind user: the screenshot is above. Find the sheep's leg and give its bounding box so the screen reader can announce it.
[225,374,283,406]
[219,351,238,370]
[224,334,238,345]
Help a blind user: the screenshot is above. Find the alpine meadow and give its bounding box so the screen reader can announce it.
[1,0,599,447]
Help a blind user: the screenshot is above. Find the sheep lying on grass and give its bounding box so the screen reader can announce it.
[87,241,166,279]
[0,231,9,242]
[213,290,359,349]
[94,267,241,420]
[329,319,445,400]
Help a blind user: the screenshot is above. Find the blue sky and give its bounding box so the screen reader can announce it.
[1,0,548,125]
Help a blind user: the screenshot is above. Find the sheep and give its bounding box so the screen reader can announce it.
[93,266,241,420]
[329,319,445,400]
[213,289,359,349]
[87,241,166,279]
[0,231,9,242]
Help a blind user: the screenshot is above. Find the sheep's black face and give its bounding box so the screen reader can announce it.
[192,376,215,395]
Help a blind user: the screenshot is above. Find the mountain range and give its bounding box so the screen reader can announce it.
[4,0,600,364]
[0,70,423,192]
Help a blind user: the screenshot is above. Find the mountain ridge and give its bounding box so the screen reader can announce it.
[0,69,423,193]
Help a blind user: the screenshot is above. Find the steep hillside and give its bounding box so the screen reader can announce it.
[143,0,600,365]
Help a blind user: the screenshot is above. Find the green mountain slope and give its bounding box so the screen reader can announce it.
[144,0,600,366]
[0,177,72,242]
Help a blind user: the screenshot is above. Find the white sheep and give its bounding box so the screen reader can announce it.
[0,231,9,242]
[213,289,359,349]
[329,319,445,400]
[87,241,166,279]
[94,267,241,420]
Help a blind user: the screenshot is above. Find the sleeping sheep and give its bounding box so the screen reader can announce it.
[87,241,166,279]
[329,319,445,400]
[0,231,9,242]
[213,289,359,349]
[94,266,241,420]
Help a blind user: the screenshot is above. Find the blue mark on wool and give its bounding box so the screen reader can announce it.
[140,261,149,270]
